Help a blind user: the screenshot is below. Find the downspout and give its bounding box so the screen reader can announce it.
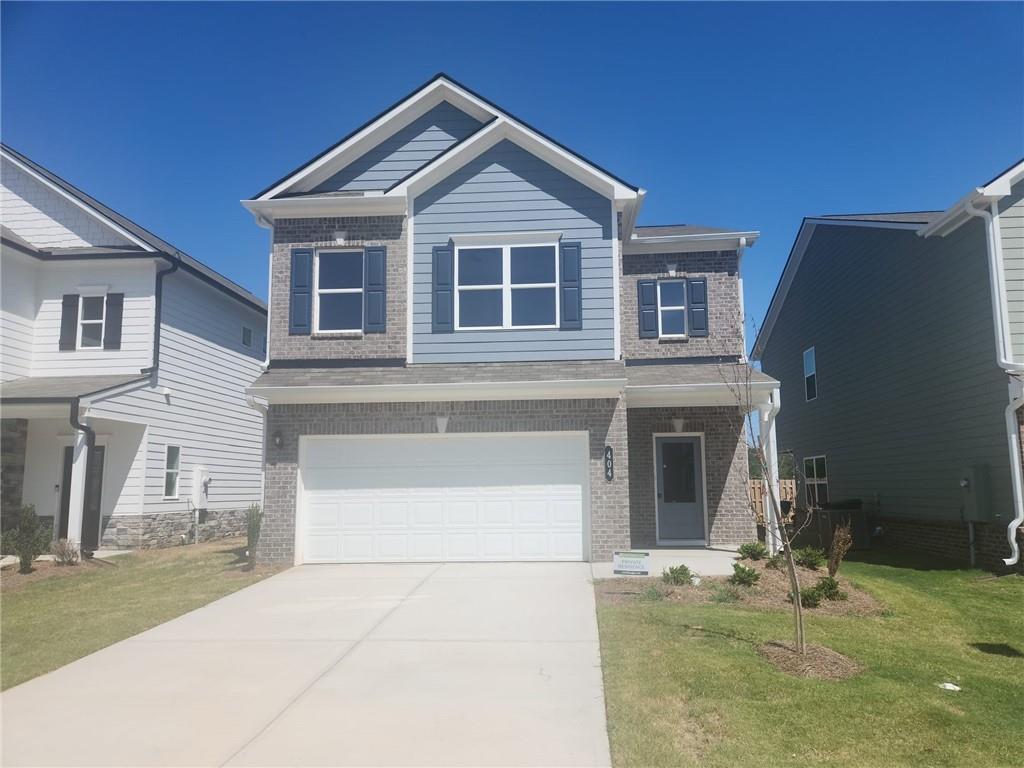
[245,242,274,527]
[758,388,782,555]
[736,237,748,362]
[141,255,180,377]
[963,201,1024,565]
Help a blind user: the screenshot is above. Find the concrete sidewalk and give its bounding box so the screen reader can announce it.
[1,562,610,767]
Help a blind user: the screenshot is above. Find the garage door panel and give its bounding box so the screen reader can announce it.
[377,501,410,528]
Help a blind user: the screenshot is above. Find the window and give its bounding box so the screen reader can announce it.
[78,295,106,348]
[657,280,686,338]
[315,251,363,332]
[804,347,817,401]
[803,456,828,508]
[455,244,558,329]
[163,446,181,499]
[242,325,253,348]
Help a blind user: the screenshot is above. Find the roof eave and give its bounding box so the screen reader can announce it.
[624,230,759,255]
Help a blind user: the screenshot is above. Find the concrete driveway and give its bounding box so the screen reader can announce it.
[1,563,610,767]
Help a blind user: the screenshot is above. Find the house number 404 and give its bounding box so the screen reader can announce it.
[604,446,614,481]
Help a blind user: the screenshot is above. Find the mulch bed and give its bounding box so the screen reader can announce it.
[757,641,863,680]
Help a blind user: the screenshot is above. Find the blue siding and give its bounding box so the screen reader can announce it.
[312,102,482,193]
[412,140,615,363]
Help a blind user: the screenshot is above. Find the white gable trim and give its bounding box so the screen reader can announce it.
[919,159,1024,238]
[1,149,156,252]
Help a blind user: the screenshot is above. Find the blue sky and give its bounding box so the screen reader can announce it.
[3,2,1022,344]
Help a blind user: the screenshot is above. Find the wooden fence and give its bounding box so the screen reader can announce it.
[748,478,797,520]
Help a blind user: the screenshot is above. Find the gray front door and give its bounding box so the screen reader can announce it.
[655,436,706,543]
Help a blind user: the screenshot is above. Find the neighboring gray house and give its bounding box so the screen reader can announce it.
[0,144,267,550]
[753,159,1024,571]
[243,74,780,565]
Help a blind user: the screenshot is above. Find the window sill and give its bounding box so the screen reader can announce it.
[658,335,689,342]
[313,331,365,338]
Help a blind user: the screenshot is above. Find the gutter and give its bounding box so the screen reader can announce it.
[141,256,180,377]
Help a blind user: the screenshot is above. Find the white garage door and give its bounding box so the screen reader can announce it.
[298,433,588,563]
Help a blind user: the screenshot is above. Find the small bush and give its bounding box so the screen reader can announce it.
[640,584,666,602]
[792,586,822,608]
[829,523,853,577]
[738,541,769,561]
[765,553,786,570]
[815,575,848,601]
[1,505,52,574]
[662,564,694,586]
[246,504,263,564]
[794,546,826,570]
[710,583,742,603]
[50,538,80,566]
[728,562,761,587]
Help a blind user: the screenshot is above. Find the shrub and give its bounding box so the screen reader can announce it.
[710,583,742,603]
[738,541,769,561]
[815,575,848,601]
[829,523,853,577]
[245,504,263,565]
[51,538,80,566]
[640,583,666,602]
[765,553,786,570]
[791,586,822,608]
[794,546,826,570]
[1,505,52,574]
[662,564,694,586]
[728,562,760,587]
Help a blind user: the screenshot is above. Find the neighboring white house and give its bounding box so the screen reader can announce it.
[0,144,267,550]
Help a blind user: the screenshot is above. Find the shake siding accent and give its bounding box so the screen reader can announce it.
[311,101,482,193]
[998,181,1024,360]
[412,140,615,363]
[760,218,1010,525]
[0,248,37,381]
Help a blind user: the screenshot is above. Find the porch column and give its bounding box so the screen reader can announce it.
[65,429,89,546]
[758,388,782,555]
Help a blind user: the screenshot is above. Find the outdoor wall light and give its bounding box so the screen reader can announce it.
[436,415,449,434]
[272,431,284,449]
[333,230,348,243]
[672,418,684,433]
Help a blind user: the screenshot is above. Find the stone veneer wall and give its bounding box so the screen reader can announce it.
[620,251,743,360]
[271,216,407,361]
[1,418,28,515]
[626,406,753,548]
[259,398,631,564]
[99,508,249,549]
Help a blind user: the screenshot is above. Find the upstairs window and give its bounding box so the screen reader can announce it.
[78,295,106,348]
[242,325,254,348]
[657,280,687,338]
[315,251,363,333]
[455,244,558,330]
[804,347,817,401]
[803,455,828,508]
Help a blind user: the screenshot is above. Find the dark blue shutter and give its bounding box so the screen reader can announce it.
[559,241,582,330]
[688,278,708,337]
[637,280,658,338]
[363,246,386,333]
[103,293,124,350]
[59,294,79,350]
[432,243,454,333]
[289,248,313,335]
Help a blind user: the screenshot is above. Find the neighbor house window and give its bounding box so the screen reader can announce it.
[315,250,363,332]
[242,325,253,348]
[657,280,687,338]
[163,446,181,499]
[455,244,558,329]
[803,455,828,508]
[78,295,106,349]
[804,347,817,401]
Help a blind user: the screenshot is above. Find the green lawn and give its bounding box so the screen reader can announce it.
[597,552,1024,768]
[1,539,281,690]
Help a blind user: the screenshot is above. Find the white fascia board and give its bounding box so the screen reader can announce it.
[1,149,156,252]
[624,231,760,255]
[241,194,407,225]
[0,403,71,419]
[450,231,563,247]
[249,377,626,405]
[805,218,923,231]
[625,380,777,408]
[750,220,817,361]
[919,160,1024,238]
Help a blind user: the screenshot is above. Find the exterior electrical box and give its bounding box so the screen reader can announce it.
[960,464,992,522]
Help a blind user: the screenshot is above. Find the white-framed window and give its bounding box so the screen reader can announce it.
[163,445,181,499]
[78,294,107,349]
[657,279,687,338]
[803,455,828,508]
[241,325,253,348]
[314,250,364,333]
[454,243,559,330]
[804,347,817,401]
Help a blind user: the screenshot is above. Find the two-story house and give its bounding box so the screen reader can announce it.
[243,74,780,565]
[753,159,1024,571]
[0,144,267,550]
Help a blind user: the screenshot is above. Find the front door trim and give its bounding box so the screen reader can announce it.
[652,432,709,546]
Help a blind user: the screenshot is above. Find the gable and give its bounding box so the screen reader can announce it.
[0,156,135,250]
[308,101,483,194]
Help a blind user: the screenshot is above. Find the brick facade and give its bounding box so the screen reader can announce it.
[626,406,753,548]
[259,398,631,563]
[620,251,744,360]
[271,216,407,361]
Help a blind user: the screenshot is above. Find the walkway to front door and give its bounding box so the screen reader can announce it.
[1,563,611,767]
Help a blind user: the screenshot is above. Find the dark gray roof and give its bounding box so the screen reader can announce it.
[818,211,943,225]
[252,360,627,389]
[626,363,778,388]
[0,374,147,402]
[633,224,737,238]
[1,144,266,313]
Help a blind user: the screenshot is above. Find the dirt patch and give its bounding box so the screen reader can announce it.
[757,641,863,680]
[0,557,109,593]
[594,559,883,617]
